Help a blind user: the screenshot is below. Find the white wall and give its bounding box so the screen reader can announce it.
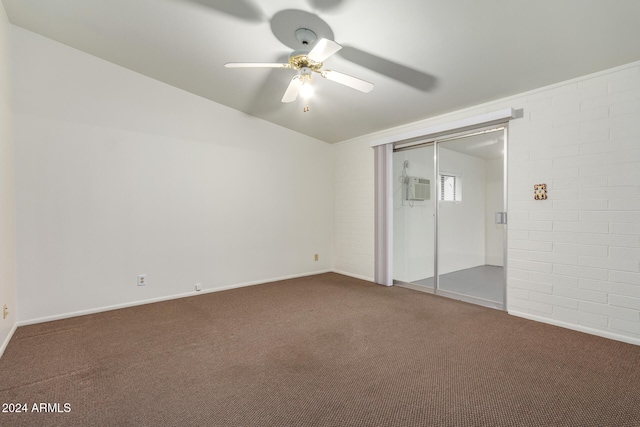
[506,65,640,344]
[13,27,334,323]
[334,61,640,345]
[332,138,374,281]
[0,3,17,355]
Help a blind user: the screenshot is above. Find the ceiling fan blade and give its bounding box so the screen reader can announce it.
[339,46,437,91]
[308,38,342,63]
[322,70,374,93]
[185,0,265,23]
[307,0,345,12]
[225,62,289,69]
[281,76,302,103]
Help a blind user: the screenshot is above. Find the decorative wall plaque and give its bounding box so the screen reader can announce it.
[534,183,547,200]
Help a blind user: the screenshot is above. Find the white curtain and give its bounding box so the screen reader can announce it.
[374,143,393,286]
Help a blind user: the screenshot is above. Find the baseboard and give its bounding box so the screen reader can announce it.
[17,269,333,327]
[509,310,640,347]
[0,323,17,359]
[13,275,639,349]
[331,269,374,283]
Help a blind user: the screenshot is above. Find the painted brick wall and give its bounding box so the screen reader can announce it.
[333,138,375,281]
[507,64,640,343]
[334,61,640,344]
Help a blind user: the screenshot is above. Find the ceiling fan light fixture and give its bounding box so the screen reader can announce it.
[300,80,313,99]
[300,82,314,99]
[299,67,314,98]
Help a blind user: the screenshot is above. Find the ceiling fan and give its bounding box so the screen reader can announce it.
[225,28,374,103]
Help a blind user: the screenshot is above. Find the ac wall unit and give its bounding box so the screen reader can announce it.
[407,177,430,201]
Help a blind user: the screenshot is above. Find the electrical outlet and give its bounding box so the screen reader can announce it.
[137,274,147,286]
[3,304,7,319]
[314,253,319,261]
[195,283,201,292]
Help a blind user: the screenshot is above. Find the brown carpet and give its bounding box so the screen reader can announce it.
[1,272,639,426]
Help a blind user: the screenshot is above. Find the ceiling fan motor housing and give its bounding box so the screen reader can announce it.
[295,28,317,46]
[289,28,323,71]
[289,53,322,72]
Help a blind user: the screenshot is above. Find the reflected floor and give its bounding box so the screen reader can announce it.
[413,265,503,304]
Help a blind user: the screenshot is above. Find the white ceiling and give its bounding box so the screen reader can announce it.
[4,0,640,143]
